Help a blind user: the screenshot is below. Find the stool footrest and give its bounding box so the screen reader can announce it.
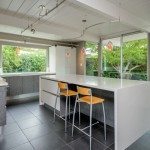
[81,121,99,131]
[54,113,73,125]
[72,121,99,137]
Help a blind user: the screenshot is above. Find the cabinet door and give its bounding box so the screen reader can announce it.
[41,91,60,111]
[9,76,23,96]
[4,77,10,96]
[33,76,39,93]
[65,48,76,74]
[0,87,6,126]
[56,47,66,74]
[22,76,34,94]
[41,79,58,94]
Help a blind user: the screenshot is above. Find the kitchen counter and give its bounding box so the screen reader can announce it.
[41,74,147,92]
[40,74,150,150]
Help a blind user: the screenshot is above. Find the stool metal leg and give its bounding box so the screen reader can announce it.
[79,101,81,126]
[102,102,106,140]
[89,103,93,150]
[54,90,59,123]
[69,96,71,120]
[72,95,78,137]
[65,96,68,132]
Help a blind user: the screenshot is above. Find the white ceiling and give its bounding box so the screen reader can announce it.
[0,0,147,42]
[107,0,150,29]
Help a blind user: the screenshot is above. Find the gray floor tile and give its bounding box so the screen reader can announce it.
[11,112,35,122]
[47,117,71,131]
[23,124,53,141]
[6,113,15,124]
[68,136,107,150]
[5,101,115,150]
[88,124,114,147]
[58,145,73,150]
[3,123,21,136]
[126,132,150,150]
[55,126,84,144]
[35,112,53,124]
[17,117,42,130]
[0,131,28,150]
[109,143,114,150]
[30,132,66,150]
[10,142,34,150]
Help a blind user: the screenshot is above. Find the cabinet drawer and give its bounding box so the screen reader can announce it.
[41,79,58,94]
[41,91,60,111]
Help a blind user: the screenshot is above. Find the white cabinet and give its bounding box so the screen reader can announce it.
[49,46,76,75]
[40,78,60,111]
[41,79,58,94]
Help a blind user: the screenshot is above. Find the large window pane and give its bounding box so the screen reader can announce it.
[102,37,121,78]
[2,45,47,73]
[122,33,147,80]
[86,41,98,76]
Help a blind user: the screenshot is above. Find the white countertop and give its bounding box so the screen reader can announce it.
[1,72,56,77]
[41,74,149,92]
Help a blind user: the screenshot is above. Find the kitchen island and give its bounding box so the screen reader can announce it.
[40,74,150,150]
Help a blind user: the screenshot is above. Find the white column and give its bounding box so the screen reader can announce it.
[0,43,2,74]
[46,47,50,72]
[98,39,102,76]
[147,33,150,80]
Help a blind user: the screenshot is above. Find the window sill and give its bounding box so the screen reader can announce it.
[0,72,56,77]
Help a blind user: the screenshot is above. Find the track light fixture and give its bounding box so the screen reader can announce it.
[31,28,36,34]
[21,0,66,35]
[39,5,48,16]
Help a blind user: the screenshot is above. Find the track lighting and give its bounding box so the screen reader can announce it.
[31,28,36,34]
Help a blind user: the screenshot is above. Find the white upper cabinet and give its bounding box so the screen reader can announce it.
[49,46,76,75]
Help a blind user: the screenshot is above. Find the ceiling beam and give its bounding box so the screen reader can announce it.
[69,0,150,32]
[0,10,99,42]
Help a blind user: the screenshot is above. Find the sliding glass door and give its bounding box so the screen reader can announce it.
[85,42,98,76]
[102,37,121,78]
[85,32,148,81]
[100,32,148,80]
[122,33,147,80]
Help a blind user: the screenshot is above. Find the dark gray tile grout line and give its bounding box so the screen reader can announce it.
[7,102,114,150]
[25,103,114,149]
[107,143,114,150]
[8,108,36,150]
[9,104,71,149]
[27,108,80,147]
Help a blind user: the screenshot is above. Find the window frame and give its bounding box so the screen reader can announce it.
[0,41,49,74]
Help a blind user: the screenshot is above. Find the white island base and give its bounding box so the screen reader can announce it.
[39,74,150,150]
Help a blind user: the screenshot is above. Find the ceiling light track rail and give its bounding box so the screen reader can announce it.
[63,19,119,41]
[21,0,66,34]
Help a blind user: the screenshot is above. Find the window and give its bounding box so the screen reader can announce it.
[2,45,47,73]
[102,37,121,78]
[101,32,148,80]
[85,41,98,76]
[122,33,147,80]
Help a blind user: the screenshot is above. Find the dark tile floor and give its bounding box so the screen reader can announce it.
[0,101,116,150]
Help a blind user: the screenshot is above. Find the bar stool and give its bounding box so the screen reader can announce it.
[72,86,106,150]
[53,82,77,132]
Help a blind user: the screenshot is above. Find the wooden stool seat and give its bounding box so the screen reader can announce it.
[80,96,104,104]
[60,90,77,96]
